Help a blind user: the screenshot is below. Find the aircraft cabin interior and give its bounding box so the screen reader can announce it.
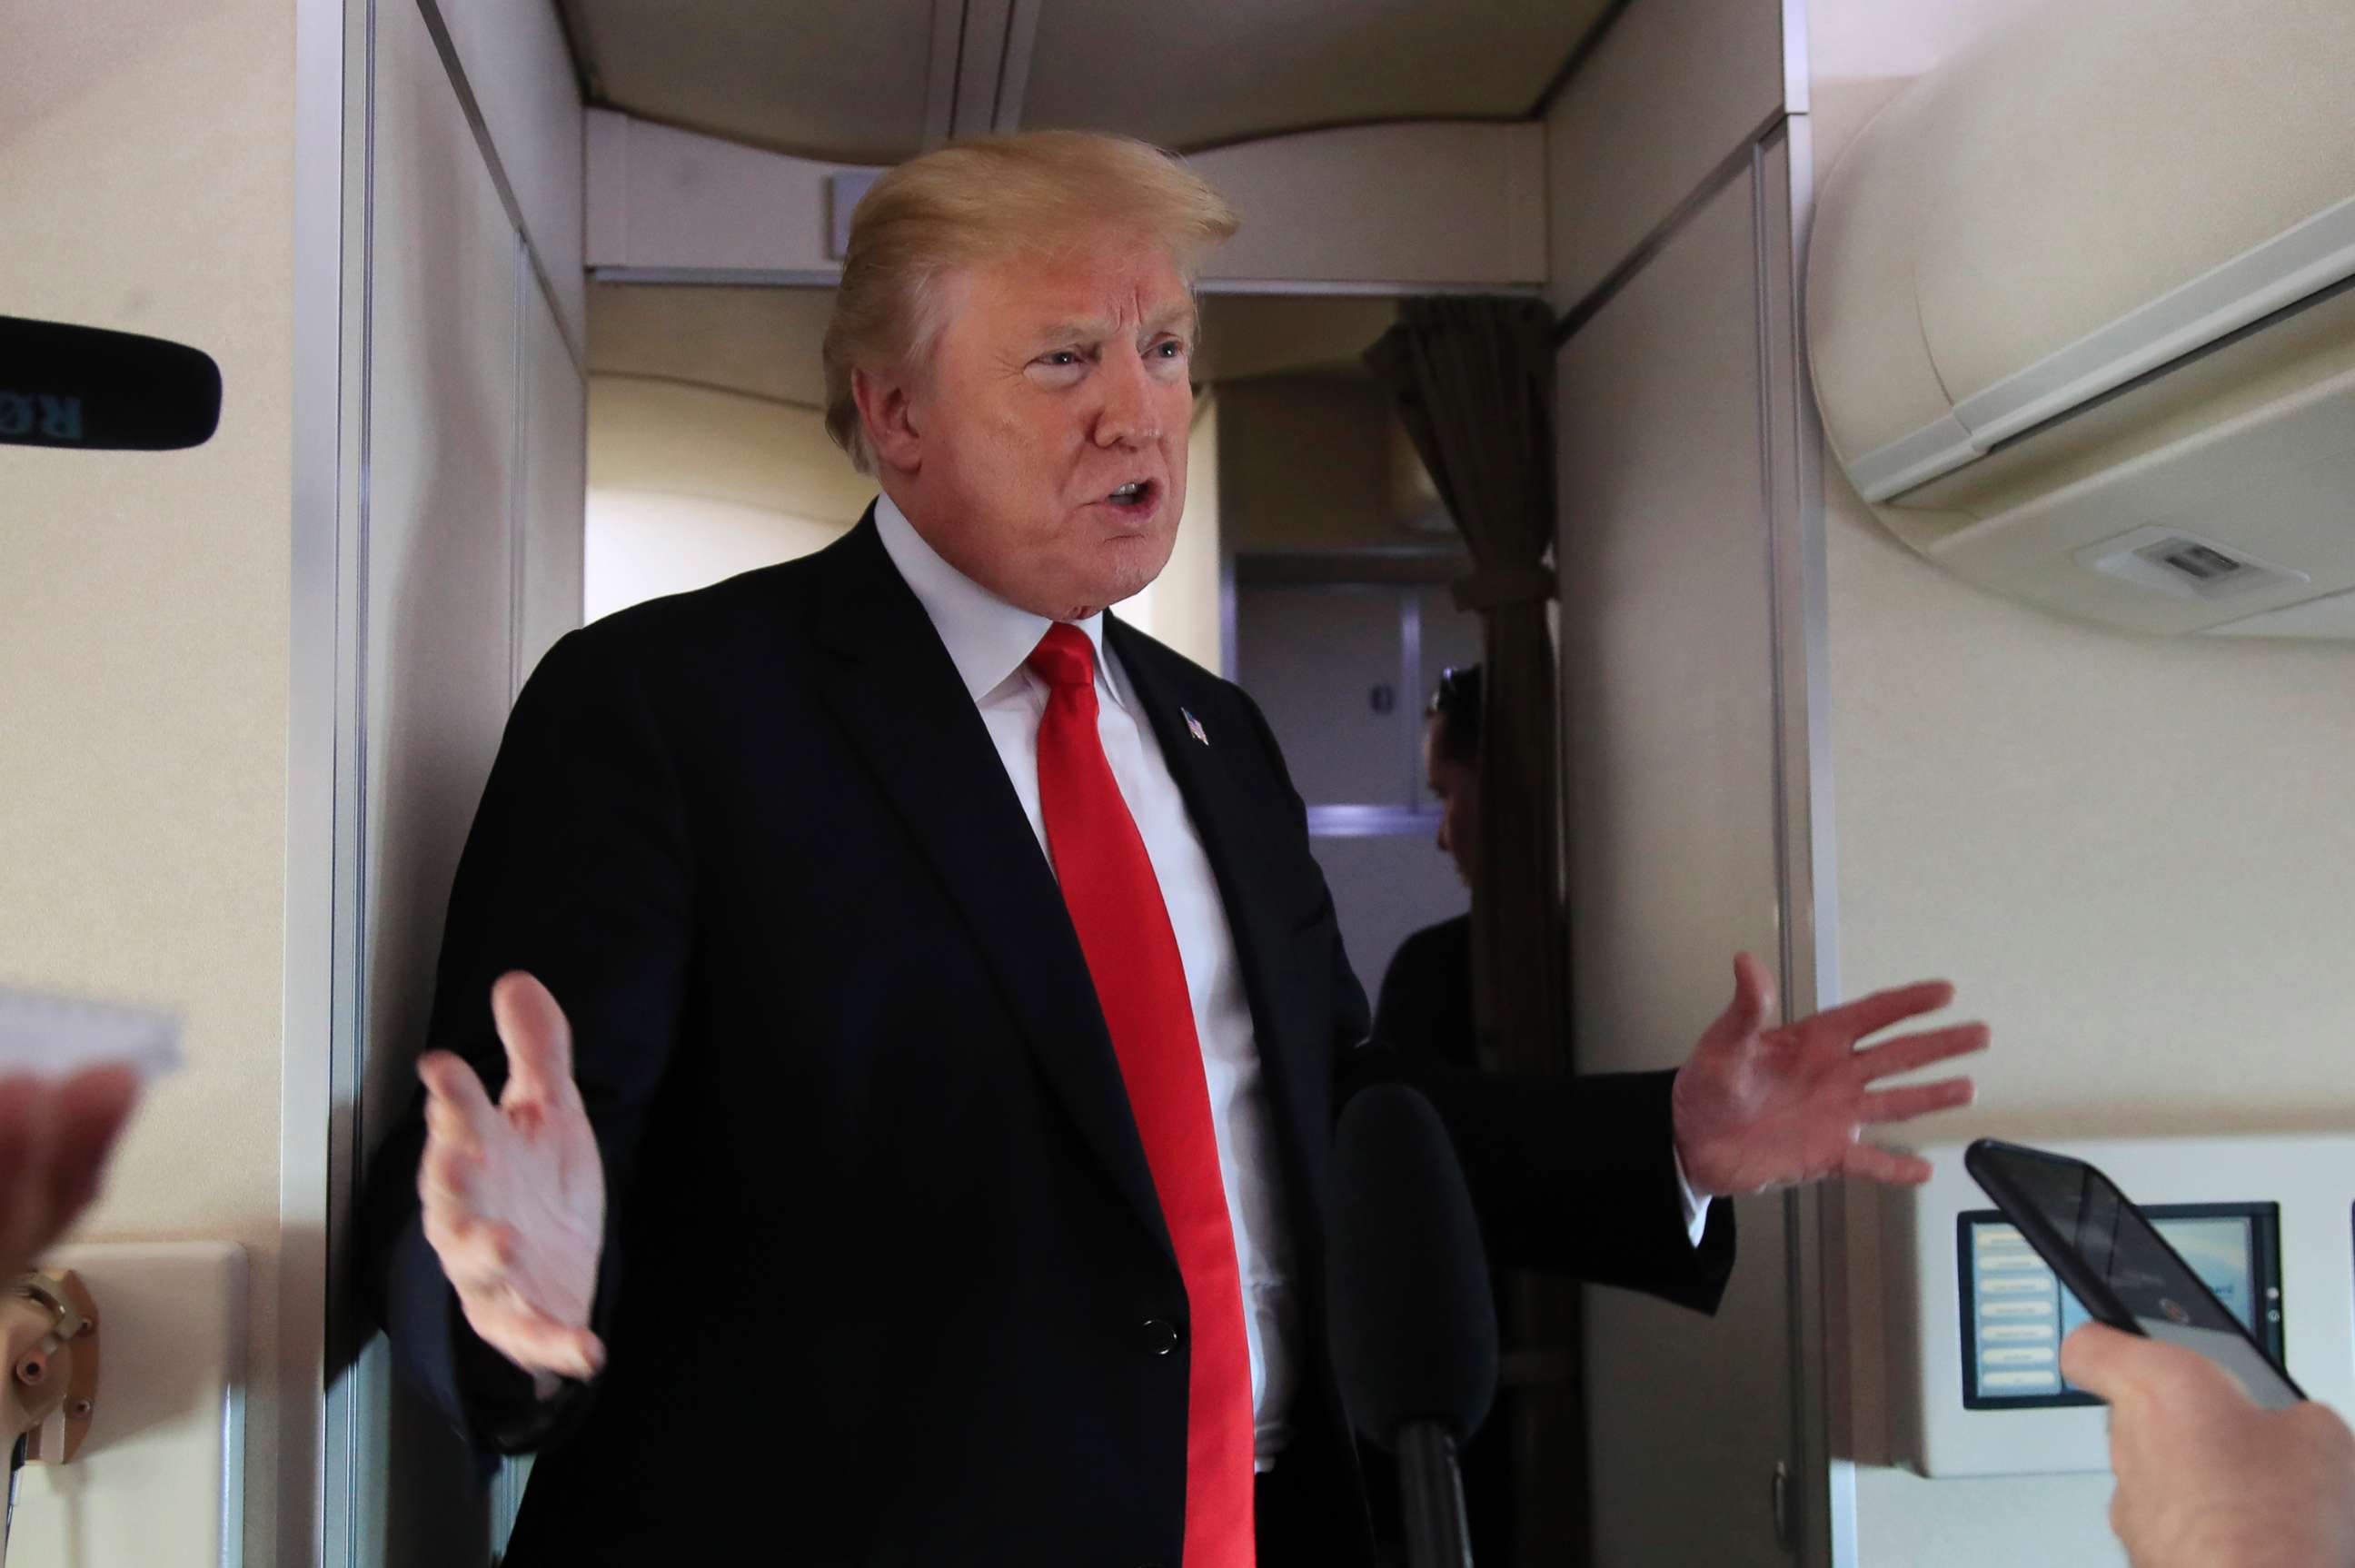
[6,0,2355,1564]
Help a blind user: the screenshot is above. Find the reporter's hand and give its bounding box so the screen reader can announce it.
[1670,953,1985,1196]
[2062,1322,2355,1568]
[0,1065,141,1279]
[417,973,606,1389]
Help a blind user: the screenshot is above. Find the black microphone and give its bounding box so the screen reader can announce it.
[1327,1082,1497,1568]
[0,314,222,452]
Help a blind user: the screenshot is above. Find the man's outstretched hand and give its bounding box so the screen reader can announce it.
[1671,953,1986,1197]
[417,972,606,1392]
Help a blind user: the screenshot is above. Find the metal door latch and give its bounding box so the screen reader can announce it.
[0,1268,99,1464]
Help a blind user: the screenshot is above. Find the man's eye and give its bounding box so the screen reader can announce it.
[1038,351,1081,368]
[1154,340,1187,359]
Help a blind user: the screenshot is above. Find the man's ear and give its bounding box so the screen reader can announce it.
[852,365,923,474]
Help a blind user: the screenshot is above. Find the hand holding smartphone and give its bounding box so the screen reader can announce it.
[1965,1137,2303,1411]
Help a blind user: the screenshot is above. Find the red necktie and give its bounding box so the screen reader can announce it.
[1028,623,1255,1566]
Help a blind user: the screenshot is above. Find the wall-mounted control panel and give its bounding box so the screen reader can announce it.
[1957,1202,2284,1409]
[1889,1136,2354,1477]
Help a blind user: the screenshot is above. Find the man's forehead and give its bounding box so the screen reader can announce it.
[971,248,1196,333]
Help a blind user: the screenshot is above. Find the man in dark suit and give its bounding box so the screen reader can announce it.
[360,131,1985,1566]
[1369,663,1506,1562]
[1373,664,1486,1074]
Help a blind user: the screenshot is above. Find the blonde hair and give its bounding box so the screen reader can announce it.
[821,131,1239,474]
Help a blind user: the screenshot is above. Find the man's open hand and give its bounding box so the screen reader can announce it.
[1670,953,1985,1197]
[417,972,606,1387]
[2064,1322,2355,1568]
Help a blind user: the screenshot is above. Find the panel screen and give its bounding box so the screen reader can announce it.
[1957,1204,2283,1409]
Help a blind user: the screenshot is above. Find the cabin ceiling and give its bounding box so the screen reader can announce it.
[1019,0,1604,154]
[558,0,1610,165]
[571,3,1553,446]
[588,283,1405,410]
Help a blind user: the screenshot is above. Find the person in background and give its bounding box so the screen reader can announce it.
[2062,1322,2355,1568]
[0,1067,140,1281]
[1372,665,1483,1071]
[1370,663,1508,1560]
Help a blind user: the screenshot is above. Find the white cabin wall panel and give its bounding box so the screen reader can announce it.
[583,491,850,621]
[586,113,1545,287]
[0,2,295,1557]
[1810,0,2355,1563]
[521,275,587,686]
[356,1,538,1559]
[585,107,631,263]
[1556,162,1795,1568]
[1120,391,1224,676]
[1544,0,1786,310]
[1193,122,1547,285]
[431,0,588,345]
[585,111,868,273]
[367,0,523,1159]
[586,376,877,522]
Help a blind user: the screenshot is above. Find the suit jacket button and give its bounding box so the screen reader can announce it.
[1139,1318,1181,1355]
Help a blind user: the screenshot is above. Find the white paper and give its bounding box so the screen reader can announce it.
[0,987,183,1084]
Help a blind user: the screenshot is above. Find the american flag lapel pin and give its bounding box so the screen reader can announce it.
[1182,708,1208,746]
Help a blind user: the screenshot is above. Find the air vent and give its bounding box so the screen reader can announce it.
[2076,525,2310,602]
[2154,540,2245,582]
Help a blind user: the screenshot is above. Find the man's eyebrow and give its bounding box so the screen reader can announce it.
[1144,304,1198,338]
[1031,307,1197,343]
[1033,315,1118,344]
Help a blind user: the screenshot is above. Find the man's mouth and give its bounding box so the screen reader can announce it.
[1101,479,1158,511]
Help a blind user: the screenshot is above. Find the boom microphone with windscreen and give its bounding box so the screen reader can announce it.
[1327,1082,1497,1568]
[0,314,222,452]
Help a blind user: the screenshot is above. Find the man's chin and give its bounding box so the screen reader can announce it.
[1057,586,1142,621]
[1081,544,1172,613]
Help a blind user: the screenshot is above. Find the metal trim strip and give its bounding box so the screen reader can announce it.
[1846,412,1980,503]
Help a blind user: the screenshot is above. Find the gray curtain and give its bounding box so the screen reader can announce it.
[1365,296,1568,1079]
[1368,297,1585,1565]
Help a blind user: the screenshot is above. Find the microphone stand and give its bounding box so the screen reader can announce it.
[1396,1422,1475,1568]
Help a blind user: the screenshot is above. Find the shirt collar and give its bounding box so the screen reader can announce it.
[872,491,1118,707]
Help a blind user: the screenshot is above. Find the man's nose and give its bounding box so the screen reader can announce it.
[1093,347,1161,448]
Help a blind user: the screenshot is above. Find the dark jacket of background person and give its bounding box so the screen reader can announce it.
[1374,914,1477,1073]
[1373,909,1519,1564]
[358,516,1736,1566]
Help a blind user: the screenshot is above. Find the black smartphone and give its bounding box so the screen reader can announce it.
[1964,1137,2304,1410]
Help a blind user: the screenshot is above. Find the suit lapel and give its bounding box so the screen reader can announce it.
[801,519,1171,1264]
[1106,617,1331,1210]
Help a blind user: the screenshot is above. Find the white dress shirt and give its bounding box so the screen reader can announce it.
[871,493,1710,1469]
[875,493,1303,1466]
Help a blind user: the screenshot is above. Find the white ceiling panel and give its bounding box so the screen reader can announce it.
[564,0,940,164]
[561,0,1608,163]
[1020,0,1610,151]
